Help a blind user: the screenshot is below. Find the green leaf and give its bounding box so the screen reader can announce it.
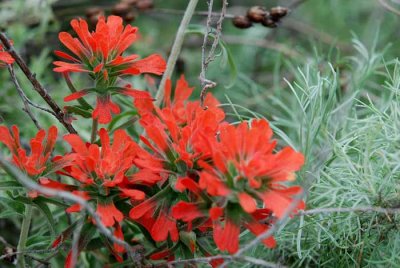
[34,196,70,208]
[185,24,237,88]
[0,196,25,215]
[219,39,238,88]
[65,105,92,118]
[0,209,22,219]
[108,110,138,131]
[32,198,56,237]
[0,180,23,190]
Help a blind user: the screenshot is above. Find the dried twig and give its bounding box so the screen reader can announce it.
[69,217,84,268]
[300,206,400,215]
[0,32,77,134]
[166,255,285,268]
[154,0,199,107]
[199,0,228,108]
[7,65,41,129]
[378,0,400,16]
[0,154,141,264]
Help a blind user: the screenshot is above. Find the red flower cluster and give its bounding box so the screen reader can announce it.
[54,16,166,124]
[0,15,305,268]
[0,43,14,66]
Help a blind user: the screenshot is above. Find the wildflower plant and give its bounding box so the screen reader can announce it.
[0,13,306,268]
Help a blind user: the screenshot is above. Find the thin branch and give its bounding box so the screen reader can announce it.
[378,0,400,16]
[0,154,141,263]
[8,65,41,130]
[70,217,84,268]
[165,254,285,268]
[199,0,228,108]
[0,240,64,261]
[0,32,77,134]
[300,206,400,215]
[8,65,57,117]
[154,0,199,107]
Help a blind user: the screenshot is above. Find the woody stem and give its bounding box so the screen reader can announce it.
[17,203,33,268]
[155,0,199,107]
[91,119,98,143]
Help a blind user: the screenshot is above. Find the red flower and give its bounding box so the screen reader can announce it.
[198,119,305,218]
[172,119,304,254]
[58,128,155,231]
[54,16,165,77]
[136,75,225,168]
[0,125,58,176]
[0,43,14,66]
[55,15,166,124]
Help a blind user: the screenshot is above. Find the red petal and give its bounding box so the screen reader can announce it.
[92,96,121,124]
[64,90,89,102]
[95,202,124,227]
[120,188,145,200]
[171,201,203,222]
[238,192,257,213]
[113,223,125,253]
[124,54,166,75]
[0,51,14,64]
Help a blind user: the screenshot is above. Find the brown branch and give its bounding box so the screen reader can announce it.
[378,0,400,16]
[0,154,141,264]
[0,32,77,134]
[199,0,228,108]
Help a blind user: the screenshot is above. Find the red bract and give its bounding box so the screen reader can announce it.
[136,75,225,168]
[46,128,159,264]
[54,15,166,124]
[59,128,148,227]
[53,15,165,77]
[170,119,305,254]
[0,125,58,176]
[0,43,14,66]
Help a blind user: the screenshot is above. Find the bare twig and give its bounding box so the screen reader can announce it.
[199,0,228,108]
[300,206,400,215]
[7,65,41,129]
[0,32,77,134]
[155,0,199,107]
[70,217,84,268]
[0,240,64,261]
[0,154,140,263]
[378,0,400,16]
[165,255,285,268]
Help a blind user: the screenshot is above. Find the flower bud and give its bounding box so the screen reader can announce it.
[112,2,131,16]
[270,6,288,21]
[232,15,253,29]
[261,17,278,28]
[136,0,154,10]
[85,7,103,18]
[246,6,267,23]
[124,11,136,23]
[121,0,139,6]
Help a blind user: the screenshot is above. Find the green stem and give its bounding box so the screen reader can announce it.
[63,73,92,110]
[17,203,33,268]
[155,0,199,107]
[91,119,98,143]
